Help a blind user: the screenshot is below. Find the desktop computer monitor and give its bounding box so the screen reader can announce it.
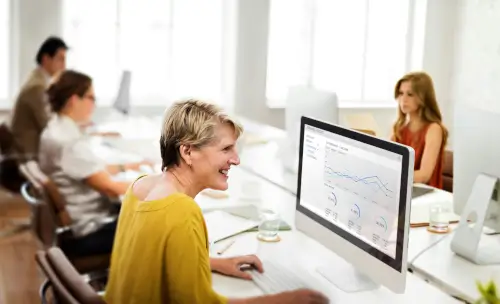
[450,105,500,265]
[453,105,500,232]
[295,116,414,293]
[113,70,132,115]
[284,86,338,173]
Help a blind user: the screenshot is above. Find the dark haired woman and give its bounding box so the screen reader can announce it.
[38,70,149,255]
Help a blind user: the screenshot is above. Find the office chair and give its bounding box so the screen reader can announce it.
[36,247,106,304]
[22,161,113,274]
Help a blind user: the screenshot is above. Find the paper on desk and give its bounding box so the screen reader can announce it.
[243,133,269,145]
[204,210,259,243]
[200,188,230,199]
[344,113,380,135]
[410,203,461,227]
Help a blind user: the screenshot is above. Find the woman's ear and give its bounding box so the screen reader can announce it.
[65,94,78,110]
[179,144,192,166]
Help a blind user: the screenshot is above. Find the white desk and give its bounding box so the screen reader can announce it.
[237,131,459,265]
[239,140,298,195]
[195,167,460,302]
[95,114,464,302]
[411,230,500,303]
[238,140,458,262]
[98,115,457,262]
[94,114,286,166]
[93,114,284,142]
[92,115,163,140]
[211,231,461,303]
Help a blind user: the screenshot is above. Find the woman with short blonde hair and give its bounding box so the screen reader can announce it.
[392,71,448,189]
[105,99,328,304]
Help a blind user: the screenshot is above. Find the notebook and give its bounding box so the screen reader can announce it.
[204,210,260,244]
[224,205,292,232]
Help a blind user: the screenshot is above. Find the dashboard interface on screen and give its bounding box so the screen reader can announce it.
[299,124,403,259]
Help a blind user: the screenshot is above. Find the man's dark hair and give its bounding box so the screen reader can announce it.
[35,36,68,65]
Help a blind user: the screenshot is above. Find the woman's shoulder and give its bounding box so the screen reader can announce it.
[128,175,200,212]
[425,122,444,135]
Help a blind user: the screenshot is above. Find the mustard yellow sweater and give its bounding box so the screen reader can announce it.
[104,187,227,304]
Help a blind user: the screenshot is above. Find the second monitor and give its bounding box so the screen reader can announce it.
[295,116,414,293]
[451,104,500,264]
[284,86,338,173]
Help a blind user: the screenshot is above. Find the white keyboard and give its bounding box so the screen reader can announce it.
[248,259,312,294]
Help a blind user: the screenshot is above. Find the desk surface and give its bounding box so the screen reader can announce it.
[411,231,500,303]
[96,114,464,303]
[195,168,460,302]
[211,231,461,303]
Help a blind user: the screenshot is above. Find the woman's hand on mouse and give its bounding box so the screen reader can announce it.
[210,255,264,280]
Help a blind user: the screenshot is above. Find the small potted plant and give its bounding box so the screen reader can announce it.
[476,280,500,304]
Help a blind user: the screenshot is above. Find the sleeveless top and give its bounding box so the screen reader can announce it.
[396,124,444,189]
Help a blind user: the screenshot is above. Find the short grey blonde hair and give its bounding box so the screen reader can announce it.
[160,99,243,170]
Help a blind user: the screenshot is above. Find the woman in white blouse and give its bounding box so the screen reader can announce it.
[39,70,149,256]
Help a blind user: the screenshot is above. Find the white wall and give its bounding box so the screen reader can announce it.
[449,0,500,114]
[421,0,458,143]
[446,0,500,152]
[7,0,464,141]
[10,0,62,94]
[232,0,459,140]
[0,0,62,118]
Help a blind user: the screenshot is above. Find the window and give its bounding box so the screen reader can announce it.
[0,0,10,100]
[63,0,118,101]
[62,0,224,106]
[266,0,412,106]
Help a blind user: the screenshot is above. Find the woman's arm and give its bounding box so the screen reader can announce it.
[60,140,131,197]
[85,171,130,197]
[89,131,121,137]
[414,123,443,184]
[168,217,326,304]
[105,161,150,175]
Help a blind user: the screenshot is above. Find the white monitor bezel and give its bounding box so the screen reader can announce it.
[295,116,414,293]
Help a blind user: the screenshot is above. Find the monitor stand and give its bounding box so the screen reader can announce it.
[282,147,299,174]
[283,157,298,174]
[316,261,379,292]
[451,173,500,265]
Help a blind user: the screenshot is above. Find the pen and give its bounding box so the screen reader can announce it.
[217,240,236,255]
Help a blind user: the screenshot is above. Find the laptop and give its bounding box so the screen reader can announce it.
[411,185,435,199]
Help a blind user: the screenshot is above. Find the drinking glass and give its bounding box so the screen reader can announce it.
[428,203,451,233]
[257,208,281,241]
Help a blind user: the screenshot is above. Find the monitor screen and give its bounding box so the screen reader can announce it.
[298,124,403,260]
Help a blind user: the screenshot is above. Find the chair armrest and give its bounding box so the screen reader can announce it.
[105,195,122,205]
[57,215,117,239]
[99,216,117,225]
[55,226,72,236]
[39,279,51,304]
[20,182,39,206]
